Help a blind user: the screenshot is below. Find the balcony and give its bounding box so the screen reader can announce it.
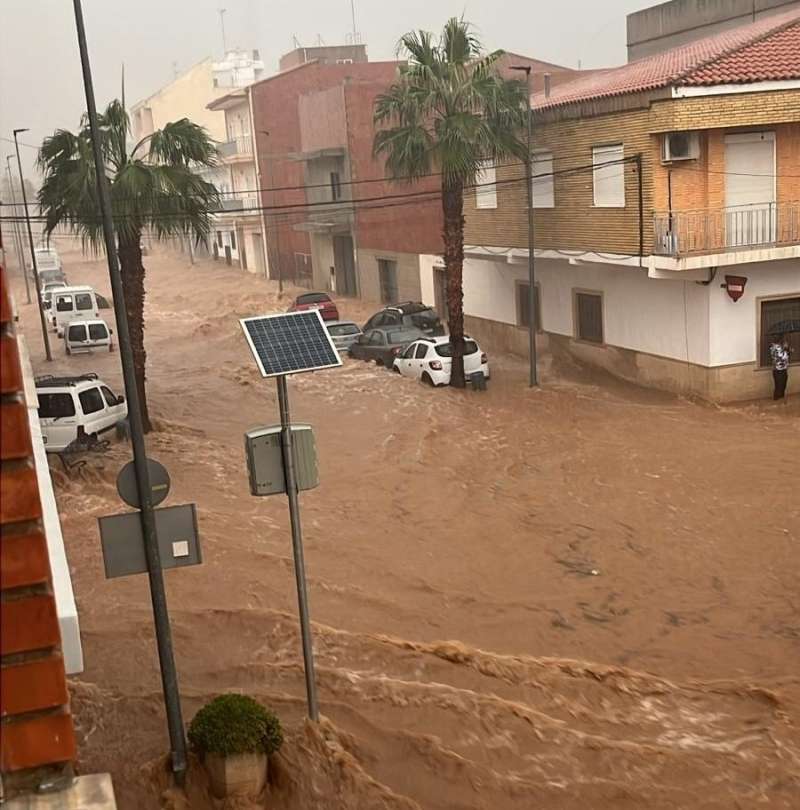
[653,202,800,257]
[218,134,253,160]
[214,192,260,214]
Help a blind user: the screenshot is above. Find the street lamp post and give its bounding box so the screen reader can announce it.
[510,66,538,387]
[72,0,187,783]
[13,129,52,360]
[5,156,30,303]
[259,130,283,294]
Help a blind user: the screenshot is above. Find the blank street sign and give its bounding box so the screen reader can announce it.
[98,503,201,579]
[240,310,342,378]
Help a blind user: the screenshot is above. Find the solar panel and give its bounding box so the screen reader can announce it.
[240,310,342,378]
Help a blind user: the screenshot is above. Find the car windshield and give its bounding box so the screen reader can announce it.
[328,323,359,336]
[434,340,479,357]
[297,293,330,304]
[387,329,421,345]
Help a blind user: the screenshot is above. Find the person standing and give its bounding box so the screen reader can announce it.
[769,333,790,400]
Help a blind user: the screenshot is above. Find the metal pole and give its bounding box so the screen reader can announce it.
[13,131,52,360]
[72,0,187,782]
[276,375,319,721]
[5,159,30,302]
[522,70,538,386]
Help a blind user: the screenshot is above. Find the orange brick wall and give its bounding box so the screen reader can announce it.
[0,264,76,792]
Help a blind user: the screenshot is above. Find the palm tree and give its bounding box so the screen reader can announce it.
[374,18,527,387]
[38,100,219,431]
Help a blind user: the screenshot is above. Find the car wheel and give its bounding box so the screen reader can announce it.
[65,344,71,355]
[422,372,435,387]
[393,364,400,374]
[375,358,384,366]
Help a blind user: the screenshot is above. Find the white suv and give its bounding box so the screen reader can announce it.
[393,335,489,386]
[35,374,127,452]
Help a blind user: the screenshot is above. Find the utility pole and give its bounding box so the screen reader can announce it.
[218,8,227,55]
[13,130,52,360]
[510,65,538,387]
[72,0,187,784]
[5,157,30,302]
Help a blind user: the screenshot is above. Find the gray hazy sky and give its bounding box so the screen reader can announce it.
[0,0,653,177]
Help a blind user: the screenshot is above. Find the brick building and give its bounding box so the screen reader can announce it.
[419,9,800,401]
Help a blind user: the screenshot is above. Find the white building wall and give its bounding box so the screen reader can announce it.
[707,259,800,365]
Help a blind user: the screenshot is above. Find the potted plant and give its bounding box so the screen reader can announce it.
[188,694,284,799]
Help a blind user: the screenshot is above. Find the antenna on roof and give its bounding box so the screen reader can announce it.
[347,0,361,45]
[218,8,228,55]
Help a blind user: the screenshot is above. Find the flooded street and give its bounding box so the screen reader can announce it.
[14,247,800,809]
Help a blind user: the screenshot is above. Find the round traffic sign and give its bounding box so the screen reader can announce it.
[116,458,171,509]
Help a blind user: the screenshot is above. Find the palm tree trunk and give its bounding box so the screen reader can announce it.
[442,180,466,388]
[117,230,152,432]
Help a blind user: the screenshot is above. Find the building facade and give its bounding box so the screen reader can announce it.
[420,10,800,401]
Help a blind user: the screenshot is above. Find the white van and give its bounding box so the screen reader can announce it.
[65,319,114,354]
[35,374,127,453]
[51,286,100,336]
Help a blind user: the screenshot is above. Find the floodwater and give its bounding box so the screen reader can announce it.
[12,245,800,809]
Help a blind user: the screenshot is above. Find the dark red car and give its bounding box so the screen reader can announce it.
[287,292,339,322]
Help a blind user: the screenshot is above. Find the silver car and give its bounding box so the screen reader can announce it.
[326,320,363,351]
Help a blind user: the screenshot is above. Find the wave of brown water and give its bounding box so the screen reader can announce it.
[12,245,799,809]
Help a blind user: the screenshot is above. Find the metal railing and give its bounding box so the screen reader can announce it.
[218,133,253,158]
[214,192,259,212]
[653,201,800,257]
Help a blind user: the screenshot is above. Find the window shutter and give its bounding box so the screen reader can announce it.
[532,152,554,208]
[592,145,625,208]
[475,161,497,209]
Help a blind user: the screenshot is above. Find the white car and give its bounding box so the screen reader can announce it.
[65,319,114,354]
[36,373,127,452]
[393,335,489,386]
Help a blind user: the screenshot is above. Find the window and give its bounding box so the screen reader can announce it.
[96,294,111,309]
[368,331,385,346]
[101,386,120,406]
[75,293,93,311]
[68,324,87,341]
[89,323,109,340]
[56,296,72,312]
[38,393,75,419]
[388,329,423,345]
[378,259,398,304]
[516,282,541,331]
[434,340,479,357]
[592,144,625,207]
[330,171,342,201]
[574,291,604,343]
[78,387,105,415]
[475,160,497,209]
[414,343,428,359]
[298,292,331,304]
[230,230,237,250]
[402,344,417,359]
[327,323,360,337]
[760,296,800,367]
[532,152,554,208]
[217,231,223,247]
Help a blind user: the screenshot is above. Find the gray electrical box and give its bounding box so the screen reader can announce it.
[244,424,319,496]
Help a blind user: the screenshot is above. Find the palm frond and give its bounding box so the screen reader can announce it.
[147,119,218,167]
[441,17,481,65]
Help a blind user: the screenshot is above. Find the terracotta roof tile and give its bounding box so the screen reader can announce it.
[534,8,800,110]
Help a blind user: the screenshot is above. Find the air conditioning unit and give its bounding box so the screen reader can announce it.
[662,132,700,162]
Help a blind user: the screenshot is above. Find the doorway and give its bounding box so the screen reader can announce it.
[333,235,357,296]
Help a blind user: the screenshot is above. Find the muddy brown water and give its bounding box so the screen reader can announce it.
[12,245,800,809]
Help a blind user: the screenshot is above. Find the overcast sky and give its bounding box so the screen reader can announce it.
[0,0,653,177]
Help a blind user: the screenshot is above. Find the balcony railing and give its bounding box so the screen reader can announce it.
[214,192,259,213]
[653,202,800,257]
[218,133,253,159]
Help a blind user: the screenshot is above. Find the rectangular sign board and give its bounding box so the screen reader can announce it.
[99,503,201,579]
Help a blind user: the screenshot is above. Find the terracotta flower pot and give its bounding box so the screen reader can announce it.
[205,751,268,799]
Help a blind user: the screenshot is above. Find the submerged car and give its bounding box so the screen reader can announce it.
[287,291,339,322]
[393,335,489,386]
[349,326,425,366]
[363,302,444,337]
[325,320,362,351]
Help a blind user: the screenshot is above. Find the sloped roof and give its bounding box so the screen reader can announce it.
[534,7,800,110]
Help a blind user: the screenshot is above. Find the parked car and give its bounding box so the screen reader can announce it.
[51,286,102,336]
[325,320,362,351]
[35,373,127,453]
[393,335,489,386]
[65,319,114,354]
[363,302,444,337]
[288,291,339,321]
[349,326,425,366]
[41,281,68,310]
[31,248,66,285]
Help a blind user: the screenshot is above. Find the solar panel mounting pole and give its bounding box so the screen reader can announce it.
[72,0,187,783]
[276,374,319,721]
